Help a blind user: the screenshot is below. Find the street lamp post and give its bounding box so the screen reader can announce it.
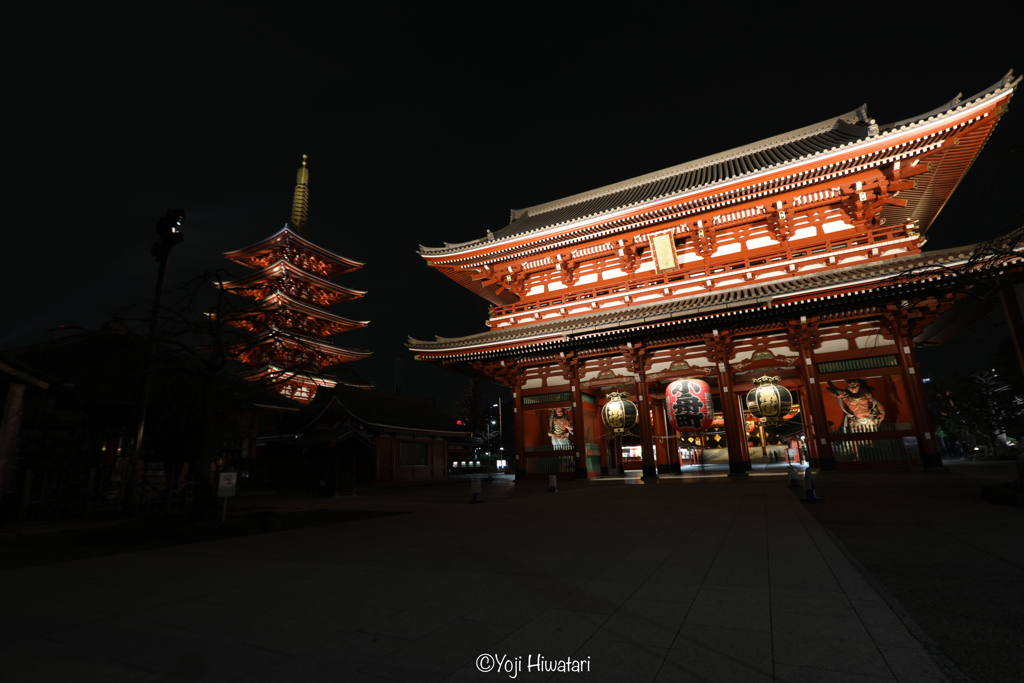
[123,210,185,517]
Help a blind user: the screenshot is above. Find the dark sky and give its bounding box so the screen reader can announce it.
[7,18,1022,413]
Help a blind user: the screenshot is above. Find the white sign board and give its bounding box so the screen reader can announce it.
[218,472,238,497]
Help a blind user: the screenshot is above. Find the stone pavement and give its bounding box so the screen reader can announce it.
[1,474,949,683]
[796,460,1024,683]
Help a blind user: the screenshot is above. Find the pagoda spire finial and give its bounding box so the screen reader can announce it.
[290,154,310,236]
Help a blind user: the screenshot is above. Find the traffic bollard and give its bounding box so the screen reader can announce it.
[470,478,482,504]
[548,474,558,492]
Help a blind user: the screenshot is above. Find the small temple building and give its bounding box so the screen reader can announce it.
[256,384,474,486]
[410,71,1022,479]
[219,156,371,404]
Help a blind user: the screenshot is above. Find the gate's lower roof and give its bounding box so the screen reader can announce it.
[409,239,1021,357]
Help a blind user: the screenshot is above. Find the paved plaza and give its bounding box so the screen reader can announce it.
[2,464,1018,682]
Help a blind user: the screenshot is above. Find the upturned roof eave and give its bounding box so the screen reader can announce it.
[409,241,1016,354]
[348,419,472,437]
[232,293,370,326]
[238,364,343,382]
[232,330,372,358]
[415,108,860,257]
[223,225,365,269]
[300,395,470,437]
[418,72,1018,259]
[883,69,1018,131]
[509,110,861,220]
[217,259,367,297]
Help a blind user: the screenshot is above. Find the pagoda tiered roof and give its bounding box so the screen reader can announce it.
[237,365,373,387]
[223,292,369,337]
[229,329,370,368]
[217,260,366,306]
[225,226,363,277]
[420,72,1018,259]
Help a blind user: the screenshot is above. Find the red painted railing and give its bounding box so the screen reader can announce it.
[488,225,909,326]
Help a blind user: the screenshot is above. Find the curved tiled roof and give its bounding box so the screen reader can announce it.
[494,111,867,240]
[419,71,1018,257]
[312,384,469,435]
[225,225,364,271]
[235,293,370,328]
[409,240,1018,354]
[218,260,367,298]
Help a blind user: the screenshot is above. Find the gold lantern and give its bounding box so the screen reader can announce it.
[601,391,639,435]
[745,375,793,431]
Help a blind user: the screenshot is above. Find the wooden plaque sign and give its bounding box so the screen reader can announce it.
[648,230,679,273]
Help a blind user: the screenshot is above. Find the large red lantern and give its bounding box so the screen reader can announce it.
[666,379,714,432]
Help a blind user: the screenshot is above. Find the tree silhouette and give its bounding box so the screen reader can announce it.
[116,268,370,516]
[455,380,489,439]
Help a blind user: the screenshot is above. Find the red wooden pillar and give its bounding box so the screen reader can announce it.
[717,365,748,477]
[789,318,834,470]
[614,434,625,476]
[797,358,833,470]
[661,396,682,474]
[571,378,588,480]
[638,375,658,480]
[901,347,936,466]
[652,396,670,474]
[597,391,611,476]
[889,315,937,467]
[792,386,815,465]
[705,332,747,477]
[513,384,526,481]
[598,430,606,479]
[737,386,754,471]
[669,431,681,473]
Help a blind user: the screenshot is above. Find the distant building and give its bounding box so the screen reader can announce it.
[256,384,473,488]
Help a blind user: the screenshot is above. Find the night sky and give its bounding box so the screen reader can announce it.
[7,20,1022,414]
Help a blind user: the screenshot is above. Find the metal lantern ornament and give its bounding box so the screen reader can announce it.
[745,375,793,432]
[602,391,639,435]
[666,379,714,432]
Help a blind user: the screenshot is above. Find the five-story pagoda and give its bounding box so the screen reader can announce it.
[219,156,371,404]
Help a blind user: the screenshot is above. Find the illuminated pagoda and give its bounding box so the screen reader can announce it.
[220,156,371,404]
[411,71,1021,479]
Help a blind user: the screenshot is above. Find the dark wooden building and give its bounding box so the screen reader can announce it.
[256,384,472,487]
